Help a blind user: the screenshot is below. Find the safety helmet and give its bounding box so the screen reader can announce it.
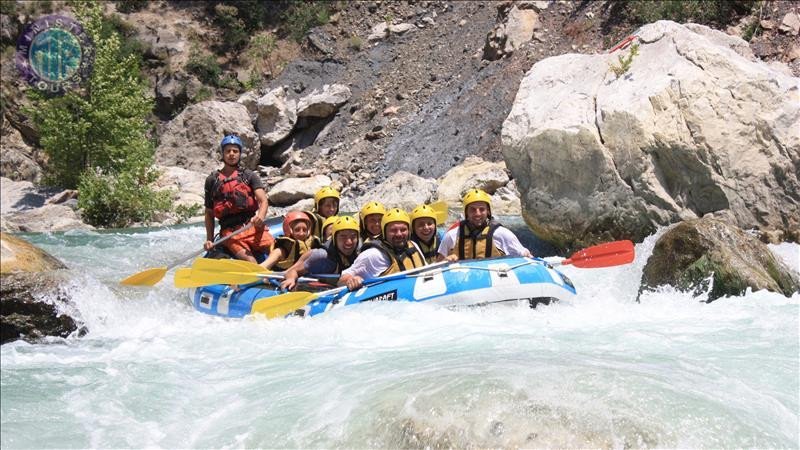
[461,189,492,212]
[282,210,312,236]
[322,215,339,232]
[331,216,359,238]
[220,134,243,151]
[410,204,437,227]
[314,186,340,213]
[381,208,411,235]
[359,201,386,220]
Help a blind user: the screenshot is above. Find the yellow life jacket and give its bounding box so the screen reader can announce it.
[362,239,426,276]
[412,232,441,264]
[304,211,326,239]
[272,235,322,270]
[449,220,505,260]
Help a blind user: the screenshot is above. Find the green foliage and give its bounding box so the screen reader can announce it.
[614,0,755,26]
[243,69,263,91]
[348,34,363,51]
[282,1,331,42]
[609,43,639,78]
[28,1,170,227]
[78,165,172,228]
[115,0,148,13]
[741,18,762,41]
[186,45,223,85]
[243,31,276,78]
[212,3,249,52]
[192,86,214,103]
[174,203,203,224]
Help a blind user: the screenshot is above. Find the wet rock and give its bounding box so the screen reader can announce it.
[641,218,800,302]
[503,21,800,248]
[0,233,80,344]
[296,84,351,118]
[155,101,259,173]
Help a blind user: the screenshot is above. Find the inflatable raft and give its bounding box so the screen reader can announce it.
[189,256,576,319]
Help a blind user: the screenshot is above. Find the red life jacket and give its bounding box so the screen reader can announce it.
[211,170,258,221]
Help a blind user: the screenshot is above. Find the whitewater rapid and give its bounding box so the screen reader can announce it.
[1,224,798,448]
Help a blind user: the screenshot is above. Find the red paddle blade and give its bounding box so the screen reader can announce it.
[563,240,635,268]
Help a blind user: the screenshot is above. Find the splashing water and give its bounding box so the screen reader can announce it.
[2,225,798,448]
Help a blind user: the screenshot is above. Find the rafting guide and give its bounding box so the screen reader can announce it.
[15,14,94,94]
[204,135,271,263]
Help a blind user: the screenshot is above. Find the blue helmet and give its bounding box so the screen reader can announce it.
[220,134,243,151]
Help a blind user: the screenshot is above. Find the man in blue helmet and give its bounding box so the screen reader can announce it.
[203,134,272,262]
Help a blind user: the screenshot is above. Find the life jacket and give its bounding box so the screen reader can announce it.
[323,240,358,274]
[411,232,441,264]
[210,169,258,228]
[271,235,322,270]
[449,220,505,260]
[305,211,325,239]
[362,239,426,276]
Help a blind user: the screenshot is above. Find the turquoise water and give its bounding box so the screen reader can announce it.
[1,224,798,448]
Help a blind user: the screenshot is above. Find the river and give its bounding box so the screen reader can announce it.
[1,223,798,448]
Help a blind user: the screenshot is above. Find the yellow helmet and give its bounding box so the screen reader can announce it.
[314,186,340,209]
[331,216,359,237]
[381,208,410,234]
[410,204,437,226]
[461,189,492,211]
[322,215,339,231]
[359,201,386,220]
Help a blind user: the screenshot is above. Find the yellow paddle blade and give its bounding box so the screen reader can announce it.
[429,200,449,224]
[192,258,267,274]
[120,267,168,286]
[174,268,262,288]
[251,292,319,319]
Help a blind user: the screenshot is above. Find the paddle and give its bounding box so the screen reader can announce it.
[250,261,450,318]
[175,257,342,287]
[120,223,254,286]
[558,239,635,268]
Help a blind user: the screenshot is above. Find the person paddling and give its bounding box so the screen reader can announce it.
[437,189,532,262]
[358,201,386,246]
[204,135,272,263]
[305,187,340,239]
[410,204,443,264]
[260,211,322,270]
[280,216,360,291]
[339,208,426,291]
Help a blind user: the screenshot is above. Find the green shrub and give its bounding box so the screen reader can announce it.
[609,42,639,78]
[115,0,148,13]
[741,18,762,41]
[186,46,222,85]
[192,86,214,103]
[174,203,203,224]
[348,34,363,51]
[613,0,755,26]
[78,164,172,228]
[282,1,331,42]
[212,3,249,52]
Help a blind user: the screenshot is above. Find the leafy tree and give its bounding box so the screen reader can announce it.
[29,1,170,227]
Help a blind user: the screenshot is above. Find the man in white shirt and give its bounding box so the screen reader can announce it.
[438,189,532,261]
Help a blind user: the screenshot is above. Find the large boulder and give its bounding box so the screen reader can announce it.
[245,87,298,146]
[153,165,206,209]
[268,175,332,206]
[641,217,799,302]
[436,156,511,203]
[483,1,541,61]
[0,178,92,232]
[1,232,81,344]
[354,171,437,211]
[155,101,259,174]
[502,21,800,248]
[296,84,351,118]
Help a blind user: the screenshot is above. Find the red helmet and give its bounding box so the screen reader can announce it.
[282,211,311,236]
